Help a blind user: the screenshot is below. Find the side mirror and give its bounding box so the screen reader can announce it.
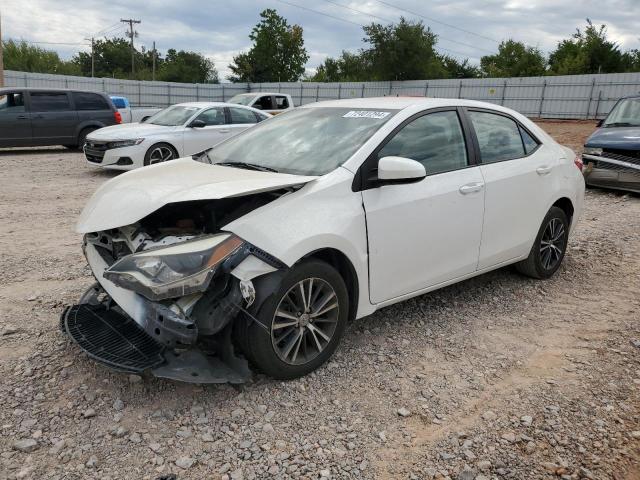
[189,119,206,128]
[377,156,426,182]
[140,115,150,123]
[596,119,604,127]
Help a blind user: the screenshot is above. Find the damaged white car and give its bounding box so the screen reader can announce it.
[63,97,585,383]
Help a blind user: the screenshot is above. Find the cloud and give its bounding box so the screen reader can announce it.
[2,0,639,81]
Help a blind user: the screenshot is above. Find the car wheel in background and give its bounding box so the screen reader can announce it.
[516,206,569,279]
[237,260,349,380]
[75,128,96,151]
[144,143,178,166]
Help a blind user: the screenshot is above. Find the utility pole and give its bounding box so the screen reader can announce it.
[84,37,95,77]
[152,41,156,81]
[120,18,141,78]
[0,12,4,88]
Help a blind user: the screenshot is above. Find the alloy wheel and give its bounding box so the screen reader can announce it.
[540,217,566,270]
[148,146,175,164]
[271,278,340,365]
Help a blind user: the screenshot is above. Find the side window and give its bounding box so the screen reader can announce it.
[275,95,289,109]
[469,111,525,163]
[30,92,71,112]
[110,97,127,109]
[252,96,273,110]
[73,92,110,111]
[255,112,269,122]
[0,93,26,113]
[377,110,468,176]
[194,108,225,126]
[229,107,258,124]
[519,125,540,154]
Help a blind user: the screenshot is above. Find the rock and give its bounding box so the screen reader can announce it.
[262,423,275,433]
[482,411,497,421]
[397,407,411,417]
[149,442,162,452]
[378,431,387,442]
[175,456,195,469]
[525,441,536,454]
[83,408,96,418]
[541,462,559,473]
[630,431,640,439]
[129,432,142,443]
[520,415,533,426]
[477,460,491,471]
[113,399,125,411]
[501,432,516,443]
[630,339,640,349]
[219,463,232,474]
[230,469,244,480]
[12,439,39,453]
[457,468,475,480]
[176,427,192,439]
[201,432,214,442]
[320,469,331,478]
[231,408,245,418]
[128,374,142,384]
[86,455,98,468]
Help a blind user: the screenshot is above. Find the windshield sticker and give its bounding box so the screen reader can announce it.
[343,110,390,119]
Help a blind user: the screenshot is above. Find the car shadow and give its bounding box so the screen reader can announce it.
[0,147,75,155]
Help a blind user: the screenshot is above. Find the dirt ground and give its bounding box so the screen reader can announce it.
[0,120,638,480]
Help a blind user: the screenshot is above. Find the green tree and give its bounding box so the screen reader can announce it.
[3,40,80,75]
[159,49,218,83]
[228,9,309,82]
[309,51,372,82]
[480,40,546,77]
[74,37,138,78]
[548,20,628,74]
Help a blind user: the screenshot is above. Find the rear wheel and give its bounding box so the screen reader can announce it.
[516,206,569,279]
[237,260,349,380]
[144,143,178,166]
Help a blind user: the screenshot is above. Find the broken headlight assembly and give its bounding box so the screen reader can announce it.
[103,233,244,301]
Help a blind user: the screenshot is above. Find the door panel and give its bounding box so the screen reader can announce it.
[361,109,484,304]
[182,107,229,154]
[0,92,32,147]
[29,92,78,145]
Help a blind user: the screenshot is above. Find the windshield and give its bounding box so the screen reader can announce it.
[603,98,640,127]
[206,107,396,175]
[146,105,200,126]
[229,94,255,106]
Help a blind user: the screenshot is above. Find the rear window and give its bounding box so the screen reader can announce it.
[73,92,110,111]
[30,92,71,112]
[0,93,26,114]
[110,97,128,109]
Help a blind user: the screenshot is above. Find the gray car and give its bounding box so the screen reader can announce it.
[0,88,120,149]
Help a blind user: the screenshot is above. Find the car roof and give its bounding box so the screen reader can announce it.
[234,92,286,96]
[0,87,108,95]
[301,96,516,112]
[172,101,256,108]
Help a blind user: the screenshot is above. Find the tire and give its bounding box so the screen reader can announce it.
[76,128,95,151]
[515,206,569,279]
[143,143,178,166]
[237,260,349,380]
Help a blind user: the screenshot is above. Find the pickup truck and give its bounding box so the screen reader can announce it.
[110,96,162,123]
[228,92,294,115]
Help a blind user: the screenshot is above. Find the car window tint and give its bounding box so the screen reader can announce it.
[229,107,258,124]
[30,92,71,112]
[195,108,225,126]
[73,92,110,111]
[111,97,127,109]
[469,111,525,163]
[0,93,26,113]
[275,96,289,109]
[519,125,539,154]
[378,110,468,175]
[252,96,273,110]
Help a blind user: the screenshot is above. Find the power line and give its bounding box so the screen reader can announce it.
[372,0,500,44]
[93,21,121,37]
[275,0,471,59]
[6,38,90,46]
[320,0,494,54]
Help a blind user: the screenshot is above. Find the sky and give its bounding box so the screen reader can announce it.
[2,0,639,81]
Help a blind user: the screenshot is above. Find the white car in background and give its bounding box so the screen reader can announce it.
[228,92,294,115]
[84,102,270,170]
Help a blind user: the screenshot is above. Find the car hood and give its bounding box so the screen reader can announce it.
[87,123,176,140]
[585,126,640,150]
[76,158,318,233]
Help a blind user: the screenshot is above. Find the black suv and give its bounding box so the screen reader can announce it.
[0,88,120,149]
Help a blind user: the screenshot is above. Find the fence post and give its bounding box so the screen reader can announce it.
[138,82,142,106]
[300,83,304,105]
[168,83,171,106]
[337,84,342,99]
[538,80,547,118]
[196,84,200,101]
[500,80,507,106]
[278,83,281,93]
[102,78,106,94]
[222,84,225,101]
[424,81,429,97]
[361,83,365,98]
[316,84,320,102]
[458,80,463,99]
[388,82,393,96]
[586,78,596,119]
[594,90,602,119]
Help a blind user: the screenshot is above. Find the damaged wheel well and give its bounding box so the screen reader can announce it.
[303,248,359,322]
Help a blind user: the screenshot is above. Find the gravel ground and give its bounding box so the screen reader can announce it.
[0,120,639,480]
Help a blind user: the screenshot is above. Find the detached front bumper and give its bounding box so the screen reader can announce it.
[582,153,640,194]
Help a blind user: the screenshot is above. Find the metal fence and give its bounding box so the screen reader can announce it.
[6,70,640,119]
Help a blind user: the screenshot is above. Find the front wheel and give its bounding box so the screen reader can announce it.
[237,260,349,380]
[144,143,178,166]
[516,206,569,279]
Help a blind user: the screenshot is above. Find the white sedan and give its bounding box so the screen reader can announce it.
[65,97,584,383]
[83,102,270,170]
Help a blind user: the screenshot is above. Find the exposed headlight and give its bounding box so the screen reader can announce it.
[108,138,145,149]
[104,234,244,301]
[583,147,603,155]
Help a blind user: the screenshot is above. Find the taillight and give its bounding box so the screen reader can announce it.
[574,155,583,171]
[114,111,122,124]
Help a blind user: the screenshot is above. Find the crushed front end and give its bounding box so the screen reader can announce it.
[62,196,287,383]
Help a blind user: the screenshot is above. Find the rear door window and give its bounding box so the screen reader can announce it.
[519,126,540,154]
[468,111,526,163]
[194,107,225,126]
[229,107,258,124]
[0,93,26,113]
[275,95,289,109]
[252,95,273,110]
[73,92,110,111]
[30,92,71,112]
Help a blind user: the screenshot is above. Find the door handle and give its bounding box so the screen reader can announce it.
[218,129,230,134]
[16,115,28,120]
[459,182,484,195]
[536,165,552,175]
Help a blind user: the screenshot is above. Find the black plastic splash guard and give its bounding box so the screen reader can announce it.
[63,304,165,373]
